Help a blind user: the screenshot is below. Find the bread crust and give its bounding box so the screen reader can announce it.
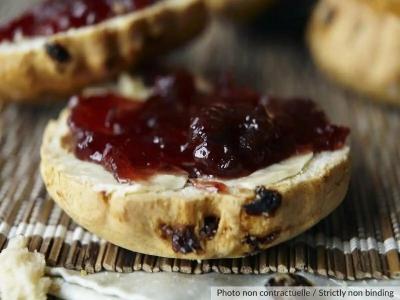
[308,0,400,105]
[0,0,207,103]
[206,0,274,20]
[40,109,350,260]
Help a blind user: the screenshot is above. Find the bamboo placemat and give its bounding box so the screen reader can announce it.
[0,4,400,281]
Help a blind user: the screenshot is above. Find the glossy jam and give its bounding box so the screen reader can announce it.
[68,70,349,182]
[0,0,156,42]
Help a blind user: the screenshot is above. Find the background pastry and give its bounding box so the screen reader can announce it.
[206,0,275,20]
[308,0,400,105]
[0,0,207,103]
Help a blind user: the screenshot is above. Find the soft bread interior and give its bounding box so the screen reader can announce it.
[0,236,51,300]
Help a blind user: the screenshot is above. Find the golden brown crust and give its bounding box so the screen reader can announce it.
[307,0,400,105]
[206,0,274,20]
[359,0,400,15]
[40,110,350,260]
[0,0,207,103]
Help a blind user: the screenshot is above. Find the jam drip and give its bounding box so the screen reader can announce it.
[0,0,156,42]
[68,70,349,182]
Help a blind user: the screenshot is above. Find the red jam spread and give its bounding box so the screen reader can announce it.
[68,70,349,182]
[0,0,156,42]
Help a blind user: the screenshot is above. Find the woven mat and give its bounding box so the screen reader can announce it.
[1,10,400,280]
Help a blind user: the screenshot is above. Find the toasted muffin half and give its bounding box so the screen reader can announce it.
[40,74,350,259]
[0,0,207,103]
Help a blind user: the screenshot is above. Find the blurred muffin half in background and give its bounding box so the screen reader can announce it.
[0,0,207,103]
[206,0,275,20]
[308,0,400,105]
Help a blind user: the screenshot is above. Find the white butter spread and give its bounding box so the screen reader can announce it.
[220,152,313,190]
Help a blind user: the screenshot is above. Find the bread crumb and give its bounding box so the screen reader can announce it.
[0,236,51,300]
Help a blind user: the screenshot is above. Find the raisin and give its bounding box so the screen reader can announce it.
[243,230,280,251]
[199,216,219,240]
[243,187,282,216]
[322,5,336,26]
[160,224,173,238]
[160,224,201,254]
[45,43,71,63]
[265,273,313,286]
